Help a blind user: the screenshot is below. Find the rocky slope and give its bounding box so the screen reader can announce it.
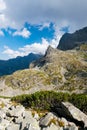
[0,98,87,130]
[30,45,87,93]
[57,27,87,50]
[0,44,87,96]
[0,53,42,76]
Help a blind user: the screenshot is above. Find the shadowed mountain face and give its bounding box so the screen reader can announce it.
[57,27,87,50]
[0,53,42,76]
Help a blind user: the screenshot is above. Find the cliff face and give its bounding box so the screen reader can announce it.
[57,27,87,50]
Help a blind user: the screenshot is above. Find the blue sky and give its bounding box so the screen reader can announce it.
[0,0,87,60]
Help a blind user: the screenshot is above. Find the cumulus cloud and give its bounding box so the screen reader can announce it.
[3,46,24,58]
[0,0,87,32]
[13,28,31,38]
[3,37,59,58]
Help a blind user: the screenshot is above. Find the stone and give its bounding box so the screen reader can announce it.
[64,122,78,130]
[0,109,6,118]
[39,112,54,127]
[22,111,40,130]
[61,117,68,126]
[14,116,23,124]
[33,113,39,120]
[0,119,10,130]
[6,105,25,118]
[62,102,87,127]
[42,123,63,130]
[5,123,20,130]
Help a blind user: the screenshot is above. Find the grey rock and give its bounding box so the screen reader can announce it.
[22,111,40,130]
[61,117,68,126]
[39,112,54,127]
[62,102,87,127]
[42,123,63,130]
[5,123,20,130]
[0,119,10,130]
[6,105,25,118]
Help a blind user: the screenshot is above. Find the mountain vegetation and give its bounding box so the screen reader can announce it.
[11,91,87,114]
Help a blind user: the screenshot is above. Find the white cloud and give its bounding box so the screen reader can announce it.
[3,46,25,58]
[39,22,50,31]
[0,0,6,11]
[13,28,31,38]
[0,29,4,36]
[0,0,87,32]
[0,14,16,28]
[3,37,60,59]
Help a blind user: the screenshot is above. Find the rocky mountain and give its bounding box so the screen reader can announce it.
[0,43,87,97]
[58,27,87,50]
[0,53,42,76]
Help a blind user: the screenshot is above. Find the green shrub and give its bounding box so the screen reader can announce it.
[11,91,87,114]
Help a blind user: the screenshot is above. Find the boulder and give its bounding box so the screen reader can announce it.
[61,102,87,127]
[22,111,40,130]
[39,112,54,127]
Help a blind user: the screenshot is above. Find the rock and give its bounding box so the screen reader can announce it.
[61,117,68,126]
[33,112,39,120]
[42,123,62,130]
[5,123,20,130]
[39,112,54,127]
[14,116,23,124]
[0,119,10,130]
[0,109,6,119]
[64,122,78,130]
[6,105,25,118]
[22,111,40,130]
[61,102,87,127]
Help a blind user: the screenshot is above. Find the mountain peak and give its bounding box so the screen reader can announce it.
[57,26,87,50]
[45,45,56,56]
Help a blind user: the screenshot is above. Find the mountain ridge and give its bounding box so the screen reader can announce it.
[0,53,42,76]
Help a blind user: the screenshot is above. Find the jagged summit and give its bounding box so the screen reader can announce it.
[57,26,87,50]
[45,45,56,56]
